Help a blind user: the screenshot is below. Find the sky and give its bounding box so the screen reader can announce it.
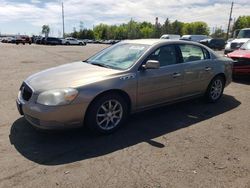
[0,0,249,37]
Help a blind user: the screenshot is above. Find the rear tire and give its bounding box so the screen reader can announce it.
[85,94,128,134]
[205,75,225,103]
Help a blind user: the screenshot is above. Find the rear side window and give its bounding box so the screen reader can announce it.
[202,48,210,59]
[179,44,208,63]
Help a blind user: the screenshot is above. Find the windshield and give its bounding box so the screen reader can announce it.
[86,43,150,70]
[237,30,250,38]
[240,40,250,50]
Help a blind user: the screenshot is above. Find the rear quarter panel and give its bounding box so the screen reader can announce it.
[210,56,233,87]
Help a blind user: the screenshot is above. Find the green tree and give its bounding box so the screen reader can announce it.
[182,22,209,35]
[127,19,140,39]
[233,16,250,31]
[161,18,173,34]
[42,25,50,37]
[172,20,184,35]
[211,28,226,39]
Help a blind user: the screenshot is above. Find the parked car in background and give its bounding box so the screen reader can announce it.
[180,35,210,42]
[227,40,250,76]
[160,34,180,40]
[224,28,250,54]
[1,37,15,43]
[85,39,94,43]
[61,37,86,45]
[15,35,32,45]
[34,37,43,44]
[199,38,225,50]
[16,39,233,134]
[44,37,62,45]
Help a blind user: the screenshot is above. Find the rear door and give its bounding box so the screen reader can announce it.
[177,44,213,96]
[137,45,184,109]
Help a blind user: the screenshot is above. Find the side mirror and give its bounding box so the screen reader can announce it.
[142,60,160,70]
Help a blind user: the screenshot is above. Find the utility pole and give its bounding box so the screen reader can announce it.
[62,2,65,38]
[226,1,234,40]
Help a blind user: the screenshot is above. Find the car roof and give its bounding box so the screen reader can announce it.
[122,39,205,46]
[241,28,250,30]
[122,39,164,45]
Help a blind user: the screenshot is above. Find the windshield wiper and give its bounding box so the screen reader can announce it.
[91,62,111,68]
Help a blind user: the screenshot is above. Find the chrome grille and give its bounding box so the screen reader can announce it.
[20,83,33,101]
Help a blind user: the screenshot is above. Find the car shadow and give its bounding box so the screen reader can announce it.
[9,95,240,166]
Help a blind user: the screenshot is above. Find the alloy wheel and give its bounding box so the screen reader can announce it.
[210,79,223,100]
[96,100,123,130]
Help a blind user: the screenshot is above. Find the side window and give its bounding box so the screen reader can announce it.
[147,45,178,67]
[179,44,205,63]
[202,48,210,59]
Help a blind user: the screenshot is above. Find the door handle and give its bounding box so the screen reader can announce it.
[173,72,181,78]
[205,67,212,71]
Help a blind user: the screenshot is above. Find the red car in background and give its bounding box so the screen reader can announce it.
[227,40,250,76]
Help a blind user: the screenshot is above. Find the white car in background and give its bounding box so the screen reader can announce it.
[224,28,250,54]
[61,37,86,46]
[160,34,180,40]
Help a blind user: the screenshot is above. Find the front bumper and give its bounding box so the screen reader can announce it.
[16,97,87,130]
[233,66,250,75]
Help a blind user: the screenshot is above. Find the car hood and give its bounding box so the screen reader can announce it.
[231,38,250,43]
[228,50,250,58]
[25,61,122,92]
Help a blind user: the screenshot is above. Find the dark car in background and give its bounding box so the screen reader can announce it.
[199,38,225,50]
[44,37,62,45]
[34,37,44,44]
[227,40,250,76]
[180,35,210,42]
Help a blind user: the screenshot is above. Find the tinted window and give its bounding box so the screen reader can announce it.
[179,44,206,63]
[147,45,178,67]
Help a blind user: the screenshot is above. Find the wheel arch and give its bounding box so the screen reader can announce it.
[213,73,226,83]
[83,89,132,124]
[205,73,226,93]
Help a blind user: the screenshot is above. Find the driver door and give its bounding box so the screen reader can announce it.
[137,45,184,109]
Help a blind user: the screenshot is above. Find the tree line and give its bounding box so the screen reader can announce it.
[67,19,210,40]
[44,16,250,40]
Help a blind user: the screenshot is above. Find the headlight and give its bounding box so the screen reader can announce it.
[37,88,78,106]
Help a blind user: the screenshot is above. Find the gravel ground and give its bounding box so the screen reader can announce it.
[0,43,249,188]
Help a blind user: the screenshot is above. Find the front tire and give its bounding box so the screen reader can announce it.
[205,76,225,103]
[85,94,128,134]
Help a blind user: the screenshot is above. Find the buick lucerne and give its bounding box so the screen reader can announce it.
[17,39,233,134]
